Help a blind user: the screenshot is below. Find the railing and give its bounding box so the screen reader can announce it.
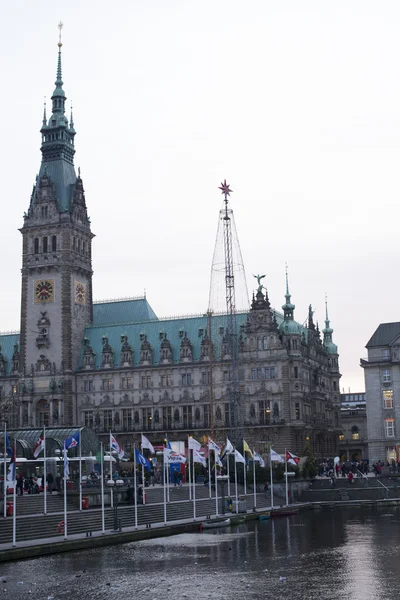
[376,479,389,498]
[356,470,369,484]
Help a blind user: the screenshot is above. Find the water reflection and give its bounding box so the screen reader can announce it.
[0,508,399,599]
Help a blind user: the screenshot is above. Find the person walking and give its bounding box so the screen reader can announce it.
[47,471,54,494]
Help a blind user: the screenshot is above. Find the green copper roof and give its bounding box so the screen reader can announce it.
[37,161,76,213]
[93,298,159,327]
[0,333,20,375]
[81,312,249,368]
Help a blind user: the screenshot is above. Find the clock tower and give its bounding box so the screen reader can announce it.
[19,30,94,425]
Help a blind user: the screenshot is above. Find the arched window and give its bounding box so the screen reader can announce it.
[257,338,262,350]
[43,237,48,253]
[263,336,268,350]
[77,239,81,254]
[52,236,57,252]
[34,238,39,254]
[73,237,76,252]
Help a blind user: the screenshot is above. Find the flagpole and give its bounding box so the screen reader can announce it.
[285,448,288,506]
[214,450,218,517]
[188,437,192,500]
[253,448,257,511]
[270,449,274,509]
[133,443,138,529]
[140,434,146,505]
[3,424,6,519]
[109,431,113,508]
[163,451,167,524]
[79,427,83,511]
[12,439,16,548]
[63,442,68,540]
[208,446,211,499]
[192,453,196,520]
[227,453,231,498]
[244,458,247,497]
[43,425,47,515]
[234,455,238,511]
[100,442,105,534]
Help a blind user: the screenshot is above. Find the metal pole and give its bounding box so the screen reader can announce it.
[12,439,16,547]
[43,426,47,515]
[133,443,138,529]
[3,423,7,519]
[214,450,218,517]
[79,428,83,511]
[100,442,105,534]
[253,449,257,511]
[208,310,215,438]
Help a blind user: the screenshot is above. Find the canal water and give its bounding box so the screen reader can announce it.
[2,507,400,599]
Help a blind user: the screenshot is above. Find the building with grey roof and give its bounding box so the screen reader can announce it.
[0,37,341,457]
[361,323,400,463]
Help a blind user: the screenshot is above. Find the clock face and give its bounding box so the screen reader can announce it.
[34,279,54,303]
[75,281,86,305]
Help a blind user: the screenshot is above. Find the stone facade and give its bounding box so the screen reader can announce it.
[0,39,342,458]
[361,323,400,462]
[337,392,367,461]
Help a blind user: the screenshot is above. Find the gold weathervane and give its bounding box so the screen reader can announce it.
[58,21,63,47]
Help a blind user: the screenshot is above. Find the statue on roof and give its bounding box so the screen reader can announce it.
[253,274,266,293]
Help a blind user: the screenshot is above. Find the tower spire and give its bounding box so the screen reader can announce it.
[323,294,337,354]
[282,263,295,320]
[42,97,47,127]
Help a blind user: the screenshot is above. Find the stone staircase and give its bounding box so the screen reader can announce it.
[0,488,267,545]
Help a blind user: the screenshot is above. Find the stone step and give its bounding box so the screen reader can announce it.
[0,493,266,545]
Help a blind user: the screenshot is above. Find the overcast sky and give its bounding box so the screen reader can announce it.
[1,1,399,392]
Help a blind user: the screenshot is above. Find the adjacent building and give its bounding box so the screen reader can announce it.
[361,323,400,463]
[0,38,342,457]
[338,392,367,462]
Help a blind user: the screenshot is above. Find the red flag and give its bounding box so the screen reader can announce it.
[286,450,300,465]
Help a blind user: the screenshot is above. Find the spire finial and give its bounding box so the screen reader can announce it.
[70,101,74,128]
[285,262,289,295]
[55,22,64,89]
[58,21,63,48]
[325,292,329,321]
[42,97,47,126]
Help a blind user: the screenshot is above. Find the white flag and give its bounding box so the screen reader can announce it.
[254,451,265,468]
[215,453,223,468]
[220,437,234,460]
[193,449,206,467]
[234,449,246,465]
[188,437,201,451]
[271,448,284,463]
[164,448,186,464]
[141,434,155,454]
[208,437,220,454]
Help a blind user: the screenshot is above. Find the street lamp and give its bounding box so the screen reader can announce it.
[107,479,124,531]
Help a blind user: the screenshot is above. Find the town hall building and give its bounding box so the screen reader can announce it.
[0,39,341,457]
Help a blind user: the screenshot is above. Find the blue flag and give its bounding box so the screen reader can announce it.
[135,448,151,471]
[65,431,80,450]
[5,433,12,457]
[165,434,172,450]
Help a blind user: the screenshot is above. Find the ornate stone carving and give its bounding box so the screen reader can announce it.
[83,338,96,369]
[120,334,133,366]
[11,344,20,374]
[0,346,7,377]
[139,336,153,365]
[36,311,50,349]
[160,335,173,363]
[101,336,115,368]
[180,332,193,362]
[36,354,51,372]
